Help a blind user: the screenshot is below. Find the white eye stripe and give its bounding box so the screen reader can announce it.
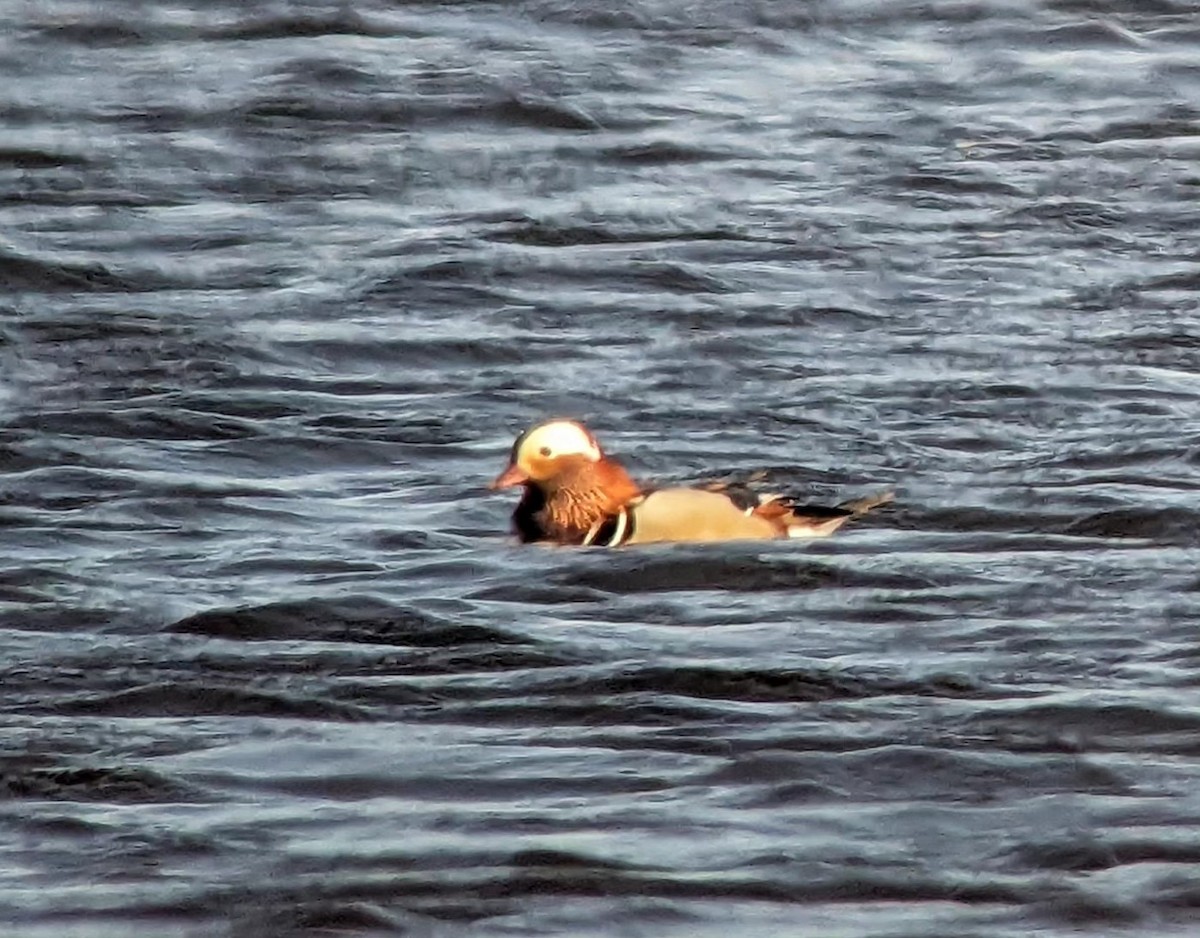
[521,420,601,461]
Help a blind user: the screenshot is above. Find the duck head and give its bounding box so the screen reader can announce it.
[490,419,604,490]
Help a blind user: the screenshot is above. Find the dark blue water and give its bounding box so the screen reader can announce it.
[2,1,1200,935]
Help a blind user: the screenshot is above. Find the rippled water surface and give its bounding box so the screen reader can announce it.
[3,1,1200,935]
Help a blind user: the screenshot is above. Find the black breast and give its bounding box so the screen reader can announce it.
[511,485,548,542]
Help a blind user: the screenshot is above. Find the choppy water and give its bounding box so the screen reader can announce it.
[2,1,1200,936]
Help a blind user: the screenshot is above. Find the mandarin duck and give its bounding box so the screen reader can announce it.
[490,419,892,546]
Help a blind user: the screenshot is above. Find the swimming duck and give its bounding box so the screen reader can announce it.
[489,418,892,546]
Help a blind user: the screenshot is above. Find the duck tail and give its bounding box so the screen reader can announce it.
[779,490,894,539]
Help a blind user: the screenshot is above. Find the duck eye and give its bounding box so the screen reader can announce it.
[539,446,552,457]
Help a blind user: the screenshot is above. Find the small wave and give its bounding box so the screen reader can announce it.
[886,170,1022,197]
[1003,199,1125,230]
[711,745,1130,806]
[165,597,523,648]
[0,147,88,169]
[49,683,371,721]
[30,19,174,47]
[493,95,602,131]
[0,246,134,293]
[962,699,1200,754]
[228,903,434,938]
[208,9,395,42]
[561,554,921,594]
[1062,507,1200,545]
[486,217,746,248]
[601,140,736,165]
[519,664,989,705]
[2,763,204,804]
[1006,835,1200,873]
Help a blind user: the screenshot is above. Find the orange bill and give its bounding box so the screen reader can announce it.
[489,463,528,489]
